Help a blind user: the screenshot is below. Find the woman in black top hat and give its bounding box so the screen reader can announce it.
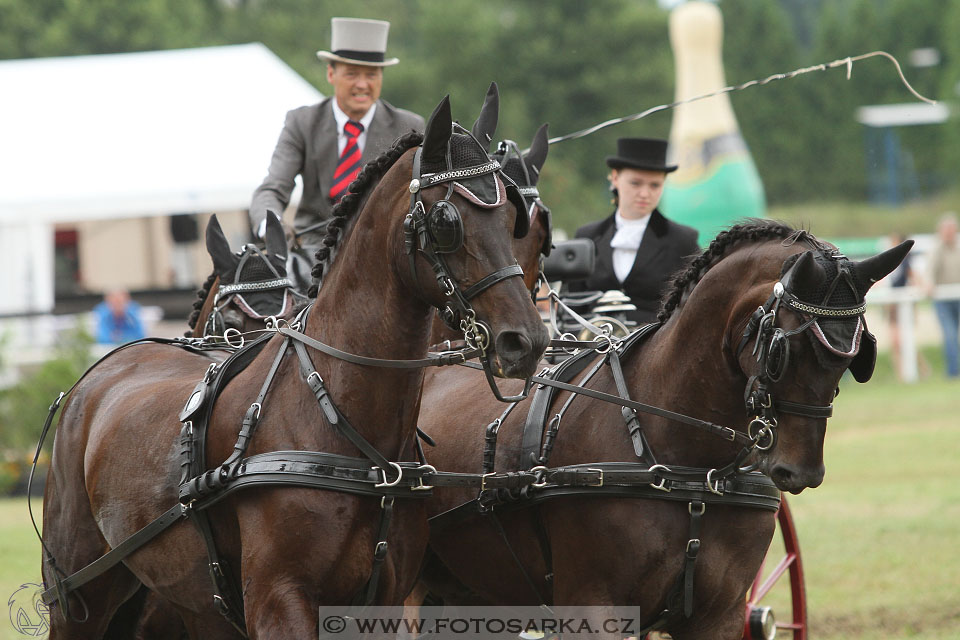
[568,137,700,324]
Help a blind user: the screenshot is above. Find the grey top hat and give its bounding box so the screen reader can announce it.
[606,137,678,173]
[316,17,399,67]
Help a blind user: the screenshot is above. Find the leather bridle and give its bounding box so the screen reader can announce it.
[735,256,867,451]
[404,126,534,400]
[205,245,302,342]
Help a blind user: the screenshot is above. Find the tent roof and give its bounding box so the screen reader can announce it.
[0,43,323,223]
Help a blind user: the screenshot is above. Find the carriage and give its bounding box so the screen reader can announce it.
[33,86,911,640]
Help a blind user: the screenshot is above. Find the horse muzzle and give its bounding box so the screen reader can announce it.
[767,460,824,494]
[489,323,549,379]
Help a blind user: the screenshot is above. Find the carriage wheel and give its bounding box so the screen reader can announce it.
[743,498,807,640]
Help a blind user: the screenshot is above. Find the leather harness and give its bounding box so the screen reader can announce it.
[31,248,867,634]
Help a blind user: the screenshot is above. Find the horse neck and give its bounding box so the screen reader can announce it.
[629,249,779,466]
[302,160,433,456]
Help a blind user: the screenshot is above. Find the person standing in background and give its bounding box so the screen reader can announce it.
[927,212,960,378]
[249,17,424,248]
[93,289,145,344]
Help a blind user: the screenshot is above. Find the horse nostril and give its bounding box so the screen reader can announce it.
[771,464,795,488]
[771,462,824,493]
[495,331,532,362]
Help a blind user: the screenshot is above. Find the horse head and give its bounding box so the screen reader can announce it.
[491,122,553,280]
[402,87,550,378]
[725,229,913,493]
[186,212,303,338]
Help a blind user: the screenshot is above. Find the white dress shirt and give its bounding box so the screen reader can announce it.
[331,99,377,155]
[610,210,651,282]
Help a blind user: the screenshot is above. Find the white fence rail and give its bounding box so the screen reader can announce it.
[866,283,960,382]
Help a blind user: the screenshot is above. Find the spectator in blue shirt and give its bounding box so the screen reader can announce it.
[93,289,145,344]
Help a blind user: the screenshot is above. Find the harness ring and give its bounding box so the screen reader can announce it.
[373,462,404,488]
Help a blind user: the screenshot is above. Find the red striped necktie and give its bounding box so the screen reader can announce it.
[329,119,364,203]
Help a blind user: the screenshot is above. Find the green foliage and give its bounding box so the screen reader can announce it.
[1,0,958,231]
[0,325,94,452]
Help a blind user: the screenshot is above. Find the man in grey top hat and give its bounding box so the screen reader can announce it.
[249,17,425,243]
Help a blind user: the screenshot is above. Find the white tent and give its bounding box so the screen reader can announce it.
[0,43,323,315]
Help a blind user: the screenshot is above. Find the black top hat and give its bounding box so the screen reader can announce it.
[605,137,677,173]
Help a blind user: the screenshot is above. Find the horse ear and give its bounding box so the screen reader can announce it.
[780,250,824,291]
[205,215,238,276]
[471,82,499,150]
[422,95,453,165]
[851,240,914,293]
[264,211,287,263]
[523,123,550,183]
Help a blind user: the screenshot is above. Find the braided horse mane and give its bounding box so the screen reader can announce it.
[657,219,813,323]
[185,272,219,335]
[307,130,425,297]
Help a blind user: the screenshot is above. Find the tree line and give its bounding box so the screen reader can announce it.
[2,0,957,232]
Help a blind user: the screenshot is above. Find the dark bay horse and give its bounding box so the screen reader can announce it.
[41,92,549,639]
[413,221,912,639]
[428,122,552,343]
[185,212,303,339]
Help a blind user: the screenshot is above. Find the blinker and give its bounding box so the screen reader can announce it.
[426,200,464,254]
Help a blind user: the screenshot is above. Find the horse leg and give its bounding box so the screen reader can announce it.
[43,421,144,639]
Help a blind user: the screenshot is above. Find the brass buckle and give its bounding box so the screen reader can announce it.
[587,468,604,487]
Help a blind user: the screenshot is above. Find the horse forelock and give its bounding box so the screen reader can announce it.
[657,219,800,323]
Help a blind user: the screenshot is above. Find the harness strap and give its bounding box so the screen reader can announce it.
[428,468,781,531]
[775,398,833,419]
[364,497,395,604]
[194,509,248,636]
[462,264,524,300]
[461,361,751,446]
[608,349,656,465]
[537,356,607,467]
[290,339,395,473]
[520,347,599,469]
[278,325,477,369]
[41,504,187,606]
[683,501,704,618]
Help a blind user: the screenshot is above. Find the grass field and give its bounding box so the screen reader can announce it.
[0,349,957,639]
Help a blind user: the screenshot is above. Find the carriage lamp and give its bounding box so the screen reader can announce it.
[745,605,776,640]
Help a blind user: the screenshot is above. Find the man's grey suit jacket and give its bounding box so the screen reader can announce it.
[250,97,425,236]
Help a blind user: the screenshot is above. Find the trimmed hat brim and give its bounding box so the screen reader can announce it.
[606,155,677,173]
[316,51,399,67]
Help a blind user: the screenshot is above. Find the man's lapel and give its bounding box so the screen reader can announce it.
[361,101,392,165]
[316,100,339,199]
[595,213,617,282]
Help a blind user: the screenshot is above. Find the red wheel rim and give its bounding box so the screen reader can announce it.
[744,498,807,639]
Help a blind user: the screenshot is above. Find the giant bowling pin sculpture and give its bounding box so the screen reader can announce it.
[660,1,766,245]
